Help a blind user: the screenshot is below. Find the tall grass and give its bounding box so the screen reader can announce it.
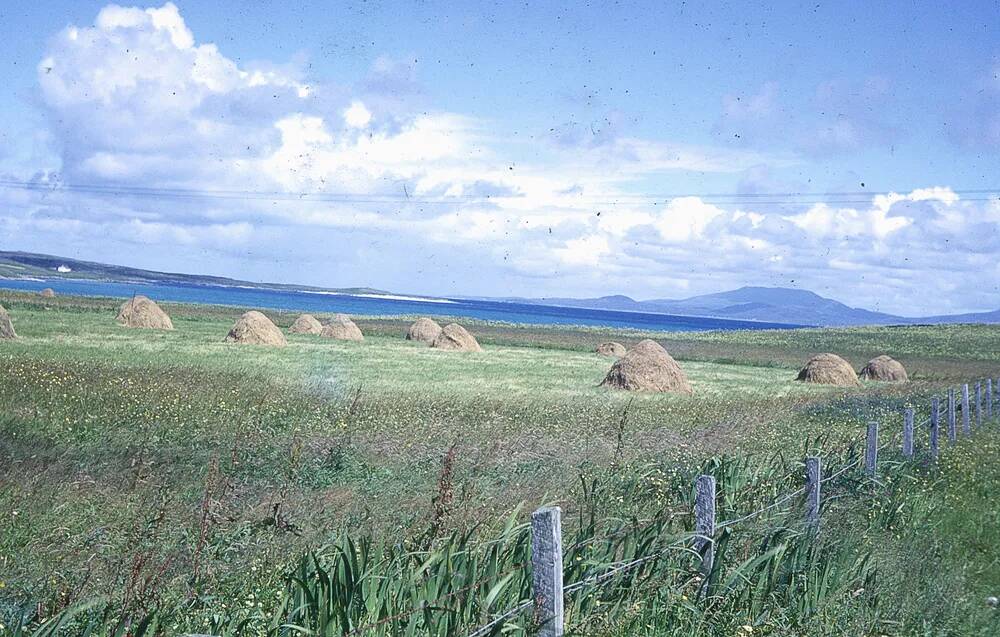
[9,430,972,636]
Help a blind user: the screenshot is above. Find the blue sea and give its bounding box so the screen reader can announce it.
[0,278,801,332]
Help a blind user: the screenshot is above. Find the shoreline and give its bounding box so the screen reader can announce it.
[0,279,805,333]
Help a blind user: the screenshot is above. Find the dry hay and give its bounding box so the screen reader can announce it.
[406,317,443,344]
[595,341,626,357]
[600,339,692,393]
[859,355,908,382]
[225,311,287,346]
[796,353,860,386]
[289,314,323,335]
[39,288,55,298]
[321,314,364,341]
[116,295,173,330]
[431,323,483,352]
[0,304,16,339]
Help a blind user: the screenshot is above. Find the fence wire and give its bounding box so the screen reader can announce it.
[462,601,533,637]
[717,486,807,529]
[563,534,696,596]
[460,380,997,637]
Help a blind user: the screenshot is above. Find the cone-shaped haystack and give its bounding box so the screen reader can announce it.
[859,355,908,382]
[431,323,483,352]
[796,353,859,386]
[39,288,55,298]
[406,317,443,344]
[600,339,692,393]
[321,314,364,341]
[116,295,173,330]
[289,314,323,335]
[0,304,16,339]
[596,342,626,357]
[225,311,287,346]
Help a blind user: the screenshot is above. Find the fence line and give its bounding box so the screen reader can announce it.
[243,376,997,637]
[459,375,999,637]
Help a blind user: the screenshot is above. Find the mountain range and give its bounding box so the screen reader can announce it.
[485,287,1000,326]
[2,250,998,327]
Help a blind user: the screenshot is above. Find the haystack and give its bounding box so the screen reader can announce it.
[596,342,626,357]
[39,288,55,298]
[225,311,287,346]
[116,295,173,330]
[796,353,859,386]
[289,314,323,335]
[0,304,16,339]
[431,323,483,352]
[406,317,443,344]
[321,314,364,341]
[600,339,692,393]
[859,355,908,382]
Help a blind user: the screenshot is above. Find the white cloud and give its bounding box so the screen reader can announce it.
[653,197,726,242]
[343,101,372,128]
[555,235,610,267]
[789,200,910,240]
[2,3,997,315]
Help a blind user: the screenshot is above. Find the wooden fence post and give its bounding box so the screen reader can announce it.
[930,397,940,462]
[975,382,982,429]
[531,506,564,637]
[962,384,971,436]
[695,475,716,580]
[902,408,914,458]
[805,457,821,531]
[948,389,957,443]
[865,422,878,477]
[988,379,994,419]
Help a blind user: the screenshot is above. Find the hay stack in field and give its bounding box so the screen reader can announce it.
[796,353,859,386]
[596,342,626,357]
[116,295,173,330]
[225,311,287,346]
[289,314,323,335]
[321,314,364,341]
[406,317,443,344]
[39,288,55,298]
[431,323,483,352]
[600,339,692,393]
[859,355,908,382]
[0,304,16,339]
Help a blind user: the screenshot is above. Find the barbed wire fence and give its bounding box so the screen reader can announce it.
[457,377,999,637]
[181,377,998,637]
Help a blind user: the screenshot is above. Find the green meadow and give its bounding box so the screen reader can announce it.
[0,290,998,635]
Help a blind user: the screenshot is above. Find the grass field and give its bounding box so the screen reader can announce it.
[0,290,998,635]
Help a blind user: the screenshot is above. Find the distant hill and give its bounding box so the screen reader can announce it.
[2,250,997,327]
[640,287,905,326]
[0,250,386,296]
[478,286,999,327]
[917,308,1000,325]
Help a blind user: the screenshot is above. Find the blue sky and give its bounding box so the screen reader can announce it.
[0,1,997,314]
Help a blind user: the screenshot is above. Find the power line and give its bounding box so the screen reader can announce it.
[0,178,996,207]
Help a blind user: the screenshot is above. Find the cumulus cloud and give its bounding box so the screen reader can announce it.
[555,235,611,267]
[2,3,998,315]
[653,197,726,242]
[343,101,372,129]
